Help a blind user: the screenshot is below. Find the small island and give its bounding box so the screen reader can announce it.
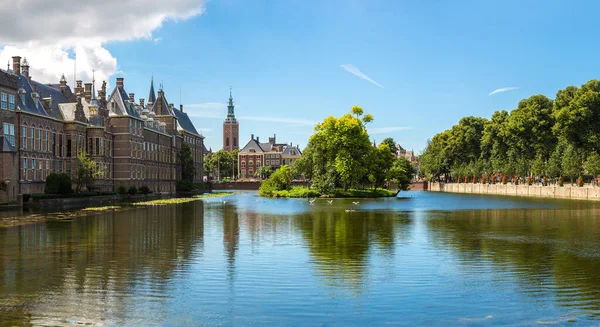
[258,106,416,198]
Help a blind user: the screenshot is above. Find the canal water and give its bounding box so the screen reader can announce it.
[1,191,600,326]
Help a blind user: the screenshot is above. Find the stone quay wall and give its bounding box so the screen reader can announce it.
[429,182,600,201]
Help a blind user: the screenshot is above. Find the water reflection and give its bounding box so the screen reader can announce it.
[427,208,600,320]
[295,210,413,295]
[0,201,205,325]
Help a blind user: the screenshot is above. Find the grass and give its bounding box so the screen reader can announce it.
[133,192,234,206]
[82,205,122,211]
[272,186,396,198]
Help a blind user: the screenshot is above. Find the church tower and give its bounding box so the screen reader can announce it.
[223,87,239,151]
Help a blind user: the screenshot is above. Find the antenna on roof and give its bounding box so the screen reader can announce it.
[179,84,182,106]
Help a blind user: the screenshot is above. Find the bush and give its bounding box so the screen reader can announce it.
[139,185,151,194]
[543,176,548,186]
[502,175,507,184]
[259,165,292,197]
[118,185,127,194]
[176,180,195,192]
[127,186,137,195]
[45,173,72,194]
[481,175,486,184]
[457,176,461,183]
[526,176,533,186]
[513,176,519,185]
[577,176,584,187]
[558,177,564,187]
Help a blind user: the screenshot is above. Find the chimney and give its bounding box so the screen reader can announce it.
[11,56,21,75]
[140,98,145,107]
[116,77,124,88]
[180,104,183,112]
[256,136,260,142]
[21,57,29,78]
[75,80,83,96]
[129,93,135,102]
[251,134,254,140]
[101,80,106,95]
[84,83,92,102]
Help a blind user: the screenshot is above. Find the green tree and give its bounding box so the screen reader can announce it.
[481,110,510,173]
[368,143,395,189]
[303,107,374,191]
[180,143,195,182]
[203,152,217,181]
[45,173,72,194]
[562,143,581,183]
[381,137,399,154]
[75,151,102,192]
[258,165,293,197]
[389,158,416,191]
[530,154,546,177]
[257,165,272,180]
[585,153,600,182]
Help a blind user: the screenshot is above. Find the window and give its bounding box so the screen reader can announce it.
[22,158,27,180]
[249,161,254,166]
[3,123,14,146]
[45,131,49,152]
[88,137,93,154]
[29,127,34,149]
[95,138,99,155]
[58,134,63,157]
[1,92,6,109]
[226,138,229,146]
[266,160,270,165]
[21,126,26,149]
[36,128,41,150]
[233,137,237,147]
[66,136,72,157]
[31,158,35,181]
[51,133,56,155]
[8,94,15,110]
[20,94,25,106]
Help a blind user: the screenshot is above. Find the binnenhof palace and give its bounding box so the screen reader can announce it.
[0,56,205,202]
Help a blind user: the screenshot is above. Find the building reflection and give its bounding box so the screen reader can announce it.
[0,201,205,325]
[426,208,600,317]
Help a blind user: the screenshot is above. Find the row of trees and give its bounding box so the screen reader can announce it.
[293,106,416,192]
[203,149,239,181]
[420,79,600,183]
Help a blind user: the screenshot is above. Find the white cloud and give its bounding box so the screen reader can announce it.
[369,126,412,134]
[340,64,384,88]
[488,87,520,96]
[0,0,205,85]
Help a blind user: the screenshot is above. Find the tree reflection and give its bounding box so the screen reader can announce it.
[426,208,600,316]
[296,210,412,295]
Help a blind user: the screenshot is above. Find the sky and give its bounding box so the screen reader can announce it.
[2,0,600,153]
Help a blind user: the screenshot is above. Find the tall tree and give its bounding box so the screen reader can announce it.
[389,157,416,191]
[75,151,102,192]
[368,143,395,189]
[381,137,399,154]
[180,143,195,182]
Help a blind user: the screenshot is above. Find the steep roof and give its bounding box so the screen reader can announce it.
[15,74,50,117]
[148,78,156,104]
[108,86,140,118]
[31,81,69,121]
[173,108,200,136]
[281,145,302,156]
[240,138,264,153]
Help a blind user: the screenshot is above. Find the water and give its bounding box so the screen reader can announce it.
[1,191,600,326]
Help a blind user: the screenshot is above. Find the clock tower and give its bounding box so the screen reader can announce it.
[223,87,239,152]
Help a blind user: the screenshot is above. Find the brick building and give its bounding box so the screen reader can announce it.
[222,88,239,152]
[0,56,204,202]
[237,134,301,179]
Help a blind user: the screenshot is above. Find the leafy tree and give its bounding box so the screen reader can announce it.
[75,151,102,192]
[585,152,600,182]
[180,143,195,182]
[530,154,546,177]
[258,165,293,197]
[389,158,416,191]
[381,137,399,154]
[481,110,510,173]
[368,143,395,189]
[257,165,272,180]
[562,143,581,183]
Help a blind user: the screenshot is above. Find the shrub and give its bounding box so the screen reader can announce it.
[259,165,292,197]
[481,175,486,184]
[526,176,533,186]
[543,176,548,186]
[502,175,507,185]
[139,185,151,194]
[45,173,72,194]
[513,176,519,185]
[176,180,195,192]
[118,185,127,195]
[577,176,584,187]
[558,177,564,187]
[127,186,137,195]
[457,176,461,183]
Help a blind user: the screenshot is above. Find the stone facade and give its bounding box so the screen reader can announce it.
[0,56,205,202]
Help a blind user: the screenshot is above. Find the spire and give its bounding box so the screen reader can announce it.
[227,86,235,120]
[90,69,99,106]
[148,75,156,104]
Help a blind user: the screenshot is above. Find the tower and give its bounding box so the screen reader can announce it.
[223,87,239,151]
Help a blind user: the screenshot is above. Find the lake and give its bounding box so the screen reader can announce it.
[1,191,600,326]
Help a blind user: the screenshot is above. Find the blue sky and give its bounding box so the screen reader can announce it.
[4,0,600,153]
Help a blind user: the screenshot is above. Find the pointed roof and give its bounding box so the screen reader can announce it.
[225,86,236,122]
[148,76,156,104]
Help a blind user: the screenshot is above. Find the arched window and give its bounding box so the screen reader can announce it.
[226,138,229,146]
[233,137,237,146]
